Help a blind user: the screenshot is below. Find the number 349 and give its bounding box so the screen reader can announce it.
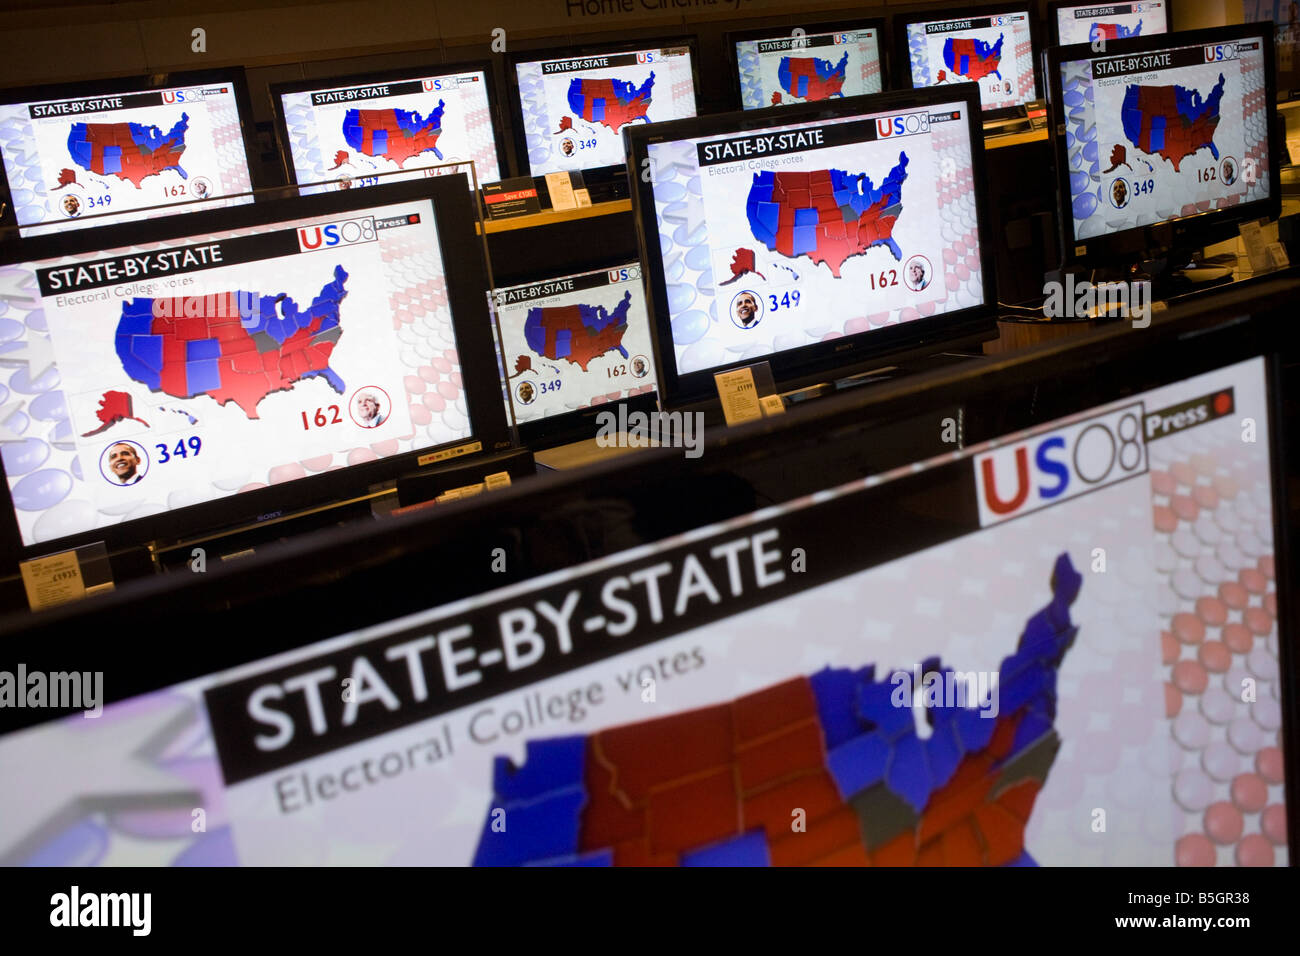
[155,436,202,463]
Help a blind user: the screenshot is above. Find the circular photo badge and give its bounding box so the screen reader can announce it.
[190,176,213,201]
[730,290,763,330]
[904,254,933,292]
[1220,156,1238,187]
[631,355,650,379]
[349,386,391,428]
[100,439,148,487]
[61,194,83,219]
[1108,176,1131,210]
[560,138,576,158]
[515,380,537,406]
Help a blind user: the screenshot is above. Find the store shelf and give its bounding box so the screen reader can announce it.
[479,199,632,234]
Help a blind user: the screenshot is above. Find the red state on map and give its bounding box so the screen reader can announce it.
[329,150,350,170]
[720,248,766,286]
[79,390,149,437]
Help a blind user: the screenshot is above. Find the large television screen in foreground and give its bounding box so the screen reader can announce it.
[626,86,996,409]
[0,69,259,237]
[0,309,1290,867]
[0,175,510,561]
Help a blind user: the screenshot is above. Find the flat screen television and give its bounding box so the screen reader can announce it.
[625,85,997,410]
[0,175,511,567]
[0,68,260,238]
[508,37,699,200]
[0,295,1291,867]
[894,6,1040,119]
[727,18,888,111]
[1045,22,1280,266]
[1048,1,1173,47]
[269,60,507,193]
[491,261,658,446]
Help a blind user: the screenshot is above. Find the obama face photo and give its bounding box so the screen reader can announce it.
[103,441,145,485]
[732,291,761,328]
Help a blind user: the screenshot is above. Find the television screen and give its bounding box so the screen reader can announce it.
[0,177,507,558]
[0,70,257,238]
[900,9,1038,114]
[512,41,698,179]
[1051,1,1171,46]
[628,87,994,408]
[0,346,1288,867]
[271,62,505,193]
[732,22,885,111]
[492,262,656,427]
[1054,26,1273,248]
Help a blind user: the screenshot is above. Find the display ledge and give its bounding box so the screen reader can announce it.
[478,199,632,234]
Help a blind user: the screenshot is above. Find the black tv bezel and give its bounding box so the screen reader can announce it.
[0,282,1295,874]
[1044,21,1282,268]
[892,4,1042,122]
[624,84,999,411]
[267,57,511,191]
[0,174,512,569]
[0,66,265,237]
[504,34,701,185]
[491,258,660,449]
[723,15,891,112]
[1046,0,1175,48]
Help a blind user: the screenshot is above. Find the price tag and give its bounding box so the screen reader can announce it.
[20,551,85,611]
[545,172,578,211]
[714,368,763,426]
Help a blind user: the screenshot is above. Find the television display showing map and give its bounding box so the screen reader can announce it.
[493,263,655,425]
[0,199,472,548]
[1060,35,1270,244]
[0,78,255,237]
[515,45,698,177]
[645,99,985,378]
[1054,2,1169,46]
[734,28,883,111]
[0,357,1286,868]
[904,11,1038,113]
[276,68,502,193]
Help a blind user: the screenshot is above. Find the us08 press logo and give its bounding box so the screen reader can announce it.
[296,217,377,252]
[975,403,1147,527]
